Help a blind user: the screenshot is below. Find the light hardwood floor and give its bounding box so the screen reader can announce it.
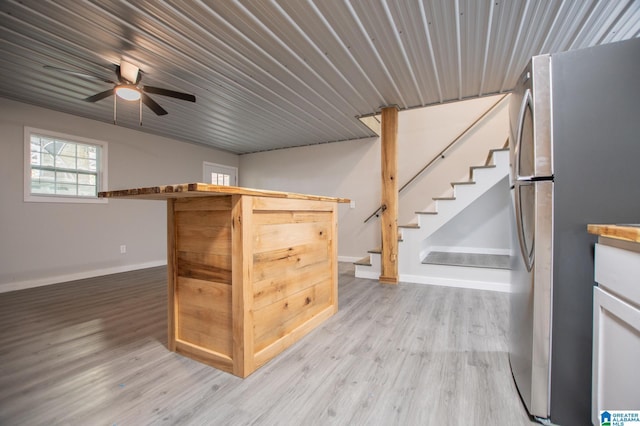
[0,263,535,425]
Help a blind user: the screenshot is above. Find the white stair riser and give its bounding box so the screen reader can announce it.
[354,253,381,279]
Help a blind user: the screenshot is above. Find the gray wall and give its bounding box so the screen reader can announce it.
[0,98,238,291]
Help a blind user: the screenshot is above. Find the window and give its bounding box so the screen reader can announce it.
[211,172,231,186]
[203,162,237,187]
[24,127,108,203]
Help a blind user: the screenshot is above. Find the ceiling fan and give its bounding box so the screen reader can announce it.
[44,60,196,121]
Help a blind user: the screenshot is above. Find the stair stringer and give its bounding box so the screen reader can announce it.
[355,149,511,291]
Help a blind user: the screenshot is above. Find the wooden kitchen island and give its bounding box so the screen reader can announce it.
[100,183,348,377]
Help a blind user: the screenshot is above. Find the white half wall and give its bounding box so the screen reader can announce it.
[240,95,510,259]
[0,98,238,291]
[425,176,512,253]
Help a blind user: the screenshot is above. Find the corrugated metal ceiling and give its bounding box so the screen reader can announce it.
[1,0,638,154]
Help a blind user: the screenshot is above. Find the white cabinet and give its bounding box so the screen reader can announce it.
[592,239,640,425]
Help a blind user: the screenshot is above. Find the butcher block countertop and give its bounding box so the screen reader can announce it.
[99,182,350,203]
[587,224,640,243]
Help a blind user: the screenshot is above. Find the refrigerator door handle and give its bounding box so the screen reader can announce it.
[514,182,534,272]
[514,89,534,181]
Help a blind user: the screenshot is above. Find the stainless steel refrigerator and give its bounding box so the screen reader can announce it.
[508,38,640,425]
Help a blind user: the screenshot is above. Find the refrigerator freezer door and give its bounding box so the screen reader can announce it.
[530,55,553,178]
[513,54,552,181]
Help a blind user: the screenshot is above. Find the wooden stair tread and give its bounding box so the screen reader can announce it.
[451,181,475,186]
[416,211,437,215]
[422,251,510,270]
[368,247,381,254]
[433,196,455,201]
[354,256,372,266]
[399,223,420,229]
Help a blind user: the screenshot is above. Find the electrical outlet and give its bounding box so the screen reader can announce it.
[350,200,356,209]
[120,245,127,254]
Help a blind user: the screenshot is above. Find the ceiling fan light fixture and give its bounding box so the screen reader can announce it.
[115,85,141,101]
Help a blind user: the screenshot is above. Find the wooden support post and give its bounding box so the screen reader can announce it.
[380,106,399,284]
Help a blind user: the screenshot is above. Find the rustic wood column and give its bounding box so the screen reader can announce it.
[380,106,399,284]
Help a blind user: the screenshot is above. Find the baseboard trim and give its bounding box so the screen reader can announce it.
[399,273,512,293]
[0,260,167,293]
[425,246,511,255]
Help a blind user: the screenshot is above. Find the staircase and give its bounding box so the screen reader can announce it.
[355,146,511,292]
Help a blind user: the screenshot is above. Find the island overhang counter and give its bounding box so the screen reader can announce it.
[100,183,349,378]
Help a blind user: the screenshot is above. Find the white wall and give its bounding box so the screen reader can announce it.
[0,98,238,291]
[425,176,511,252]
[240,94,510,260]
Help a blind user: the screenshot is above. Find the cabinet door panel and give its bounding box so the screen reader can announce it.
[592,287,640,424]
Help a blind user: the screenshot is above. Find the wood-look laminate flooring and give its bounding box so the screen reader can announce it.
[0,264,536,425]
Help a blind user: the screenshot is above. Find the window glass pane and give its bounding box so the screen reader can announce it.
[55,184,77,196]
[76,144,96,159]
[78,185,97,197]
[56,155,76,168]
[41,153,54,167]
[223,174,230,186]
[41,138,55,154]
[53,140,64,154]
[78,174,96,185]
[31,182,56,194]
[31,169,55,182]
[59,142,76,157]
[30,151,41,166]
[77,158,94,171]
[30,140,41,153]
[56,171,77,184]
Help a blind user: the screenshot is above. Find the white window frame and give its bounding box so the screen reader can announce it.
[203,161,238,187]
[24,127,108,203]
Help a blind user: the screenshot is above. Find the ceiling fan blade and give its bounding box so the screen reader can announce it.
[85,89,115,102]
[143,86,196,102]
[44,65,115,84]
[141,93,168,115]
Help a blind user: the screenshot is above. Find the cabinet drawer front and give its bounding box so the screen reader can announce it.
[595,243,640,306]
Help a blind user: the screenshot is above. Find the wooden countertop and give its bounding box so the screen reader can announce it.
[587,224,640,243]
[99,183,350,203]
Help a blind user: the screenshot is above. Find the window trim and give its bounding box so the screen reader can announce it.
[24,127,108,204]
